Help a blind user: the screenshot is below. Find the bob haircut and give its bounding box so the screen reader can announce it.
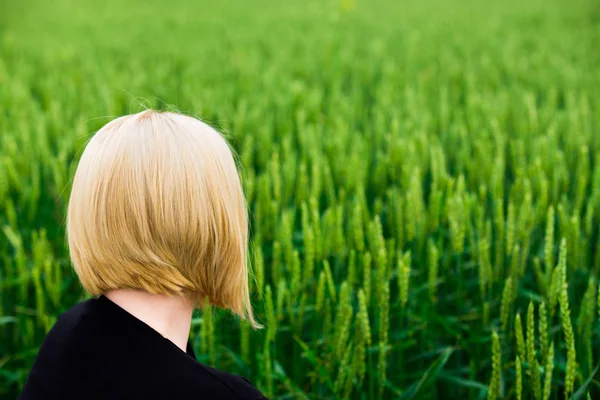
[67,110,258,328]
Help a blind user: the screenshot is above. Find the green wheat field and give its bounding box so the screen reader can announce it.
[1,0,599,398]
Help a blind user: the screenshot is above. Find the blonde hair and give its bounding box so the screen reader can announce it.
[67,110,258,327]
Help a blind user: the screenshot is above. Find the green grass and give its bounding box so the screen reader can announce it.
[1,0,600,398]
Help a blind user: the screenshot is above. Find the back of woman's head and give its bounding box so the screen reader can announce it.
[67,110,257,327]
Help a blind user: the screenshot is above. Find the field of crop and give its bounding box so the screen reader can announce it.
[1,0,599,398]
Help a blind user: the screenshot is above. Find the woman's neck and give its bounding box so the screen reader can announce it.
[104,289,194,352]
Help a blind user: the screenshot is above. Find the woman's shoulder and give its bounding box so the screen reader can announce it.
[188,362,267,400]
[19,298,106,399]
[42,297,100,349]
[22,298,268,399]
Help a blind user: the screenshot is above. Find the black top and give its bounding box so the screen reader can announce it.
[19,295,267,400]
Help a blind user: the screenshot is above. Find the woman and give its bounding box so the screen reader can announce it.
[20,110,267,400]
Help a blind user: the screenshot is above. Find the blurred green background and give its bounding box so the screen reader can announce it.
[1,0,599,398]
